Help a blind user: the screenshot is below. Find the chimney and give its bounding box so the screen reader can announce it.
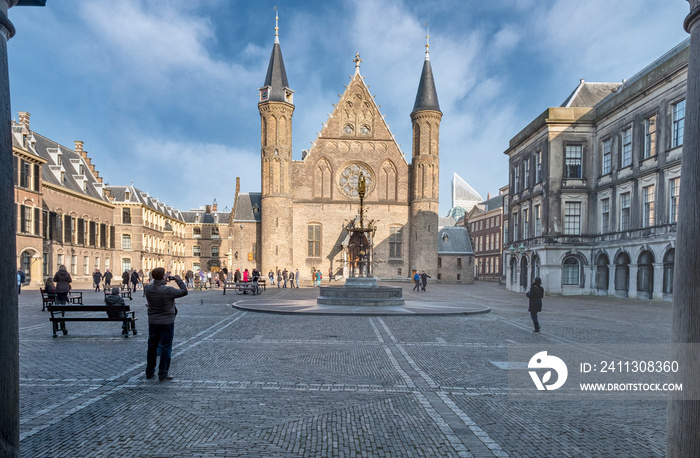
[212,198,218,212]
[235,177,240,196]
[75,140,84,154]
[205,205,212,214]
[18,111,30,130]
[487,192,491,199]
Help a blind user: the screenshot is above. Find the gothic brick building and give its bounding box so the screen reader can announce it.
[230,25,442,282]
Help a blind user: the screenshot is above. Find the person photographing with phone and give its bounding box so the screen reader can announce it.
[144,267,188,381]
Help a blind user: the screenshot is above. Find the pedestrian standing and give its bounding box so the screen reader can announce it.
[53,265,72,305]
[218,270,225,288]
[131,269,139,293]
[17,268,25,295]
[413,271,420,291]
[316,270,322,287]
[311,268,317,287]
[282,268,288,288]
[104,269,113,287]
[122,270,130,288]
[268,270,275,285]
[93,269,103,292]
[234,269,241,283]
[289,271,295,288]
[277,269,282,288]
[420,271,431,292]
[526,277,544,333]
[144,268,187,381]
[295,269,300,288]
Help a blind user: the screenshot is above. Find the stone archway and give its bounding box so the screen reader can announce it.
[19,249,42,287]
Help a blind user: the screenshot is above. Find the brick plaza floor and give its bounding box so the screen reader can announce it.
[17,281,671,457]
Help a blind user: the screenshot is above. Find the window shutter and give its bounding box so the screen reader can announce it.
[20,205,26,233]
[33,164,40,191]
[34,207,40,235]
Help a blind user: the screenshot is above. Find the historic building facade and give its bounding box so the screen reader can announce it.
[231,27,442,282]
[13,113,116,287]
[465,192,504,282]
[504,39,688,300]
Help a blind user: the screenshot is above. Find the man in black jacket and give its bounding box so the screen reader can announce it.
[144,267,188,381]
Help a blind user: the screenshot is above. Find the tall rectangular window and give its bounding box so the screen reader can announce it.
[122,234,132,250]
[621,128,632,167]
[503,221,509,245]
[308,224,321,257]
[20,160,30,188]
[77,219,85,245]
[670,177,680,224]
[122,208,131,224]
[71,255,77,275]
[564,145,582,178]
[212,227,220,239]
[602,139,612,175]
[522,208,529,239]
[620,193,631,231]
[389,226,402,259]
[643,185,655,228]
[535,151,542,183]
[513,166,520,193]
[512,212,519,241]
[211,245,220,257]
[193,245,201,256]
[644,115,657,159]
[673,99,686,148]
[83,256,89,275]
[523,160,530,189]
[564,202,582,235]
[534,205,541,237]
[601,198,610,233]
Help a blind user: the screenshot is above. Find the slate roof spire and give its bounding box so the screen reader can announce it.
[411,26,441,114]
[260,8,293,104]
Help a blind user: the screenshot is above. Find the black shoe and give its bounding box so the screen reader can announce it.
[159,375,174,381]
[146,373,155,379]
[533,329,540,333]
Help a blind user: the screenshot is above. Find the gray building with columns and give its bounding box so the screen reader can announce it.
[504,39,688,301]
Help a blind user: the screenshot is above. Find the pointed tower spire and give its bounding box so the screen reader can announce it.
[411,24,440,114]
[259,8,294,104]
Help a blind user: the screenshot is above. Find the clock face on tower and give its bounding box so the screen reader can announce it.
[338,163,374,198]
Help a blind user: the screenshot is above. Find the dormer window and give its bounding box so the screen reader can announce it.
[442,233,449,242]
[253,203,260,214]
[57,154,62,165]
[125,190,130,201]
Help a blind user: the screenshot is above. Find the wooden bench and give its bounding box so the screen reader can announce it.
[103,286,132,300]
[40,288,56,311]
[47,304,137,338]
[222,281,262,295]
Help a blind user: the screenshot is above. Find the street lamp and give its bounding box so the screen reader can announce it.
[508,244,516,256]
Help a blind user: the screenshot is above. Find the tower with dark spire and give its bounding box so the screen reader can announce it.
[409,28,442,277]
[259,10,295,272]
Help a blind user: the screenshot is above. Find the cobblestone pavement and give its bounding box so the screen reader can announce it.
[18,282,670,457]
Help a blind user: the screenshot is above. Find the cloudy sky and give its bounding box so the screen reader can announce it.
[7,0,690,216]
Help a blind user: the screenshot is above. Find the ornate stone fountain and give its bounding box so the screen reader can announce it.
[317,173,405,306]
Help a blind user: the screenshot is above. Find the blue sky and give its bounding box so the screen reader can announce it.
[7,0,690,216]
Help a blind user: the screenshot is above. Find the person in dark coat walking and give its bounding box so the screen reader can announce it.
[122,270,130,288]
[130,269,139,292]
[104,269,113,287]
[413,271,421,291]
[53,265,72,305]
[420,271,431,292]
[93,269,103,292]
[526,277,544,333]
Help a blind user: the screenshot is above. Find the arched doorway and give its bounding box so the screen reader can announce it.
[663,249,675,295]
[637,250,654,299]
[595,253,610,293]
[562,256,581,286]
[520,256,529,288]
[19,249,41,286]
[614,252,630,297]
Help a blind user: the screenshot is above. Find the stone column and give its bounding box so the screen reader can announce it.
[628,264,638,297]
[0,3,18,456]
[668,2,700,456]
